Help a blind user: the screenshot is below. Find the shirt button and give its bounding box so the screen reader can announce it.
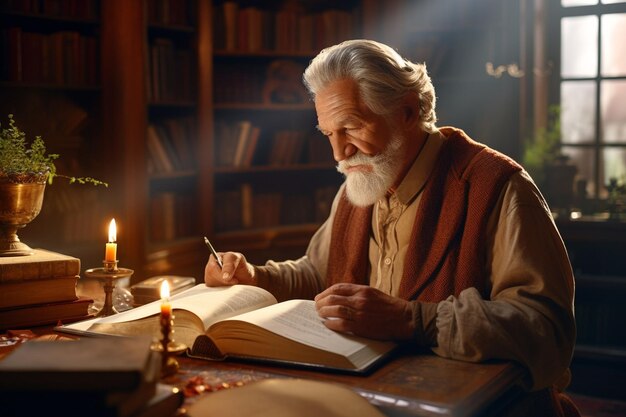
[384,257,392,265]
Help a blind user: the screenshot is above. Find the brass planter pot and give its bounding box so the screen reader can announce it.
[0,175,47,256]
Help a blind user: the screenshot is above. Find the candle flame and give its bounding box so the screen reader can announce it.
[160,280,170,299]
[108,219,116,242]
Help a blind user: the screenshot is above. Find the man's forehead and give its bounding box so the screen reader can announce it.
[315,80,367,129]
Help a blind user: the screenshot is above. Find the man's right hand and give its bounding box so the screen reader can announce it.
[204,251,257,287]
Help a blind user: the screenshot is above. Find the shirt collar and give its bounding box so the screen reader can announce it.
[392,130,446,205]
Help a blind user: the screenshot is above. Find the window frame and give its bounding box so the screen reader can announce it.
[549,1,626,199]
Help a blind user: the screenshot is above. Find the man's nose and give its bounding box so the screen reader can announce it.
[329,134,357,162]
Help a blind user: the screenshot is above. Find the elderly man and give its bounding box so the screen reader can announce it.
[205,39,578,416]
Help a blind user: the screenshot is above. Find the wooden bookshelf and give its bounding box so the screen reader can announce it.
[0,0,111,272]
[0,0,381,279]
[98,0,212,282]
[206,0,378,261]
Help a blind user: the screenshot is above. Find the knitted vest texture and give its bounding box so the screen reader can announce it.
[326,128,522,302]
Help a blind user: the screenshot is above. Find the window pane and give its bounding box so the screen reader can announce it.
[562,0,597,5]
[601,147,626,194]
[601,80,626,143]
[562,146,596,196]
[601,14,626,76]
[561,16,598,78]
[561,81,597,144]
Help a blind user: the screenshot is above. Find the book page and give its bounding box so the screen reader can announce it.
[220,300,395,358]
[61,284,277,332]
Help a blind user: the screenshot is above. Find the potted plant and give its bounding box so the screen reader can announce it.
[0,114,106,256]
[523,105,577,215]
[606,176,626,220]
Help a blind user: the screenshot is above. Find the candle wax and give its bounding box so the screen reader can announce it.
[161,301,172,320]
[105,242,117,262]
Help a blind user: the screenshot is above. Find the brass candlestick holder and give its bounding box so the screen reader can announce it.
[84,260,134,317]
[157,311,180,377]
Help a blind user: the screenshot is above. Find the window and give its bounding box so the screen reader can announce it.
[556,1,626,198]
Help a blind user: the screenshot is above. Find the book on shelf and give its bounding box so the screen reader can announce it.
[57,284,397,374]
[1,28,98,86]
[240,182,253,228]
[212,2,357,54]
[148,37,193,102]
[241,125,261,167]
[0,249,80,282]
[214,183,335,232]
[149,192,176,241]
[0,336,165,417]
[146,124,175,173]
[274,5,297,52]
[232,120,253,167]
[251,192,283,228]
[162,117,195,169]
[215,121,238,166]
[221,0,239,51]
[236,6,266,52]
[282,193,314,225]
[148,192,195,241]
[146,0,193,26]
[215,120,261,168]
[307,134,334,164]
[267,130,306,166]
[2,0,100,19]
[154,124,184,170]
[0,296,93,330]
[213,62,265,103]
[214,189,243,232]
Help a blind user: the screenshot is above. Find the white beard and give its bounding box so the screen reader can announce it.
[337,136,404,207]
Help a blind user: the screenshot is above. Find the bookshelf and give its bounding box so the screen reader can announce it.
[0,0,382,280]
[145,1,200,260]
[97,0,211,282]
[0,0,111,271]
[207,0,377,263]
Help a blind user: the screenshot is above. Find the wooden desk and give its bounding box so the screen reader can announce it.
[1,331,527,417]
[164,348,526,417]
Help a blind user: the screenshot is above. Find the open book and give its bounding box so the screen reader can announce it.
[57,284,396,374]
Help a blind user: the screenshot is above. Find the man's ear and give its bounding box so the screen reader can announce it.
[401,92,421,128]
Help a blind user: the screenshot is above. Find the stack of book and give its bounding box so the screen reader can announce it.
[0,249,92,330]
[0,336,184,417]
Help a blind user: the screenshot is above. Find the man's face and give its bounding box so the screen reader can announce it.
[315,78,406,206]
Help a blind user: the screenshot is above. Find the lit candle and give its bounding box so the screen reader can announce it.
[160,280,171,320]
[105,219,117,262]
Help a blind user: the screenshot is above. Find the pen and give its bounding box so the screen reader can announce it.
[204,236,223,269]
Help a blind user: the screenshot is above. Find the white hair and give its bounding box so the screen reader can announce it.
[303,39,437,133]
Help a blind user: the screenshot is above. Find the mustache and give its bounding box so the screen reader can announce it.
[337,152,382,174]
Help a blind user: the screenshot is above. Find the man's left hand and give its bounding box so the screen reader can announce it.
[314,283,415,341]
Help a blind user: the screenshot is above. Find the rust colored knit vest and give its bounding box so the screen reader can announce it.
[326,127,522,302]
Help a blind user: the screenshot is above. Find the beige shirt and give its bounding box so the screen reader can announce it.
[255,130,576,391]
